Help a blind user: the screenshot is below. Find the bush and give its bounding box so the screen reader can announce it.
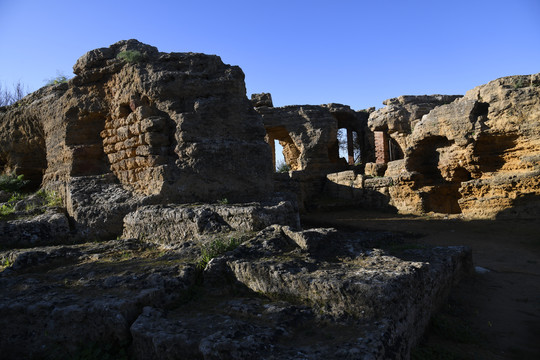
[117,50,146,64]
[0,173,29,193]
[45,74,70,86]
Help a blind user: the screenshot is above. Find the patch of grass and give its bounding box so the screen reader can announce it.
[0,173,29,193]
[217,198,229,205]
[0,194,21,219]
[197,237,243,270]
[36,189,62,207]
[117,50,146,64]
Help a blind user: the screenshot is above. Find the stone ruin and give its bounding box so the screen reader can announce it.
[0,39,536,359]
[253,75,540,219]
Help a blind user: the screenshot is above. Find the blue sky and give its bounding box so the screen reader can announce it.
[1,0,539,110]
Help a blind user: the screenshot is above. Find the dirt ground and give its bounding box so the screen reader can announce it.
[302,210,540,360]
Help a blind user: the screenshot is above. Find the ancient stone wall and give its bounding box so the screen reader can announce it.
[368,95,462,161]
[327,74,540,219]
[0,40,275,237]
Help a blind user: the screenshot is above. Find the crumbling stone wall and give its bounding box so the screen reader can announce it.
[0,40,275,237]
[327,74,540,219]
[368,95,462,165]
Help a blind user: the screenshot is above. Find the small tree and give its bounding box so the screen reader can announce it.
[276,159,291,173]
[0,81,27,106]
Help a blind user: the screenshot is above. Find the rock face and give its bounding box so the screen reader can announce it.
[123,199,301,246]
[0,40,274,237]
[257,105,343,172]
[326,74,540,219]
[0,224,472,359]
[368,95,462,154]
[393,73,540,218]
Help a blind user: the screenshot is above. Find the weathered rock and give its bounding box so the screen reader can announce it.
[0,209,70,247]
[257,105,343,172]
[134,226,471,359]
[368,95,463,154]
[0,238,198,359]
[250,92,273,107]
[0,40,274,238]
[0,222,472,360]
[122,198,300,246]
[394,73,540,217]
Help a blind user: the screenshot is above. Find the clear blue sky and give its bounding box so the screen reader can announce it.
[1,0,539,110]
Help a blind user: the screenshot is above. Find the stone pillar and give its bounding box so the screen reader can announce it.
[266,135,276,170]
[347,128,354,165]
[374,131,389,164]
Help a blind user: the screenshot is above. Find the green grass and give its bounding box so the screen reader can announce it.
[0,187,63,220]
[197,237,243,270]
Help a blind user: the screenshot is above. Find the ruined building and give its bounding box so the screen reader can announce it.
[253,74,540,219]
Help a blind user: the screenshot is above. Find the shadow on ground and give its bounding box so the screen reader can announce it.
[302,209,540,360]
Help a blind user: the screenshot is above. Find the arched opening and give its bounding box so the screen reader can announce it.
[266,126,300,172]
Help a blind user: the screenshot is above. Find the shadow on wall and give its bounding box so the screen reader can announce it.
[474,133,519,173]
[321,180,398,213]
[495,193,540,220]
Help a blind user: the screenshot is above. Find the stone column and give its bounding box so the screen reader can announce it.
[347,128,354,165]
[374,131,389,164]
[266,135,276,170]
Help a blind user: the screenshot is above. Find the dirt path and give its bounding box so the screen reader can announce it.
[302,210,540,360]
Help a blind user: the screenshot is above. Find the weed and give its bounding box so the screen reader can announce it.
[218,198,229,205]
[1,258,12,268]
[117,50,146,64]
[197,237,243,270]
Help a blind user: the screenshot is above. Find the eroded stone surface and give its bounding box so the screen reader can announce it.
[0,40,274,238]
[330,74,540,218]
[123,198,301,246]
[0,224,471,359]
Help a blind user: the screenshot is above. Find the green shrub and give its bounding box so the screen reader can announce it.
[45,75,69,86]
[117,50,146,64]
[197,237,243,270]
[0,173,29,193]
